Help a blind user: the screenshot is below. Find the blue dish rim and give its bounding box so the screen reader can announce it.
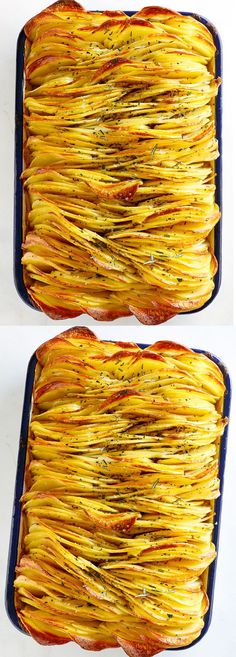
[14,10,222,316]
[5,342,230,651]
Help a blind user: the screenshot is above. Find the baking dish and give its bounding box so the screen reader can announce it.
[14,9,222,318]
[6,343,230,650]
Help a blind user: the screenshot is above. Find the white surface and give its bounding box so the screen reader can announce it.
[0,0,235,325]
[0,0,236,655]
[1,325,236,657]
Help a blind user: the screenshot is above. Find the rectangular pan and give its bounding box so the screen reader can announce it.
[6,343,230,650]
[14,11,222,315]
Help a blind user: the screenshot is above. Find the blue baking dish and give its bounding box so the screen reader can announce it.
[14,10,222,316]
[6,342,230,651]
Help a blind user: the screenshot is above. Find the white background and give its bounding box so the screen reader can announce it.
[1,324,236,657]
[0,0,235,325]
[0,1,236,657]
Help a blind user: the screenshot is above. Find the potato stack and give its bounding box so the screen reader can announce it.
[22,1,220,323]
[14,328,227,655]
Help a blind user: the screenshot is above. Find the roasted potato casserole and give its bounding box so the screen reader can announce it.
[14,328,227,655]
[21,2,221,322]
